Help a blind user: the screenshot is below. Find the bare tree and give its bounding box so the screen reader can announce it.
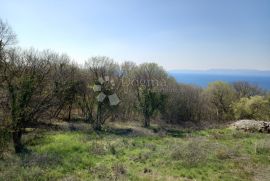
[232,81,264,98]
[0,47,63,153]
[79,56,122,130]
[52,56,81,121]
[0,19,17,48]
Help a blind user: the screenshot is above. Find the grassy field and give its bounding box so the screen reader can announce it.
[0,123,269,181]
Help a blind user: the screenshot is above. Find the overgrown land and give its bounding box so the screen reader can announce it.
[0,19,270,180]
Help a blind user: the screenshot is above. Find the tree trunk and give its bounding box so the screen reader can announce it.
[93,103,102,131]
[67,104,72,121]
[92,122,102,131]
[12,130,23,153]
[144,116,150,128]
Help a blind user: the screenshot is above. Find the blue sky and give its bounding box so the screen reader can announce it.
[1,0,270,70]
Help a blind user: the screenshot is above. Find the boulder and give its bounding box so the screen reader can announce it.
[230,120,270,133]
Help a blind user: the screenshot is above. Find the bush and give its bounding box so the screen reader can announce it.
[256,139,270,155]
[89,141,107,155]
[233,96,270,121]
[171,138,207,167]
[214,144,239,160]
[112,162,127,179]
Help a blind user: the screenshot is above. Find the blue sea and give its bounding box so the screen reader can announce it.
[170,73,270,90]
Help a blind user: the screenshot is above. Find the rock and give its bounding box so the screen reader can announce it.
[230,120,270,133]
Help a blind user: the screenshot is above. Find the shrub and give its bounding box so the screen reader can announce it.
[255,139,270,155]
[171,138,207,167]
[233,96,270,121]
[214,144,239,160]
[89,141,107,155]
[112,162,127,179]
[90,164,112,180]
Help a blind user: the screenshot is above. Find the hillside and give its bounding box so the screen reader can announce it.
[1,122,269,181]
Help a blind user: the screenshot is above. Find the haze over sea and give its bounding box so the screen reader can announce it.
[170,70,270,90]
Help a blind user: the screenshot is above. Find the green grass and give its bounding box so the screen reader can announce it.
[0,127,269,181]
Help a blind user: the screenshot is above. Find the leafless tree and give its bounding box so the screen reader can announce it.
[80,56,122,130]
[232,81,264,98]
[0,46,66,152]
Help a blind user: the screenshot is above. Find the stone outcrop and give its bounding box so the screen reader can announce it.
[230,120,270,133]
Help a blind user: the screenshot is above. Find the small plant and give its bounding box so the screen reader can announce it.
[112,162,127,180]
[109,144,117,155]
[215,145,239,160]
[171,138,208,167]
[90,164,112,180]
[89,141,107,155]
[255,139,270,155]
[21,153,62,168]
[134,151,152,163]
[232,130,251,139]
[145,143,157,151]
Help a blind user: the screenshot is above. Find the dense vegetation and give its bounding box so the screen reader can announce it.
[0,19,270,180]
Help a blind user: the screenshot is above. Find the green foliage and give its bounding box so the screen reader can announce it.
[134,63,169,127]
[138,89,166,121]
[233,96,270,120]
[205,81,236,121]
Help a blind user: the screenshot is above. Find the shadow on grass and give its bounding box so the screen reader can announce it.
[102,128,133,136]
[164,128,190,138]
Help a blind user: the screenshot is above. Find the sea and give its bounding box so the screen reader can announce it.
[170,72,270,90]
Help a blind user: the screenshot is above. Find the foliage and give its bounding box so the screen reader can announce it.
[205,81,236,121]
[133,63,168,127]
[233,96,270,120]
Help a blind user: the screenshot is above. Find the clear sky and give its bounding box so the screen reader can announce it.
[1,0,270,70]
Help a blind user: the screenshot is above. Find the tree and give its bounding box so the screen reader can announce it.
[0,19,17,153]
[232,81,264,98]
[0,19,17,49]
[116,61,138,121]
[79,56,122,131]
[205,81,236,121]
[162,83,205,123]
[0,48,62,153]
[133,63,168,127]
[53,58,81,121]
